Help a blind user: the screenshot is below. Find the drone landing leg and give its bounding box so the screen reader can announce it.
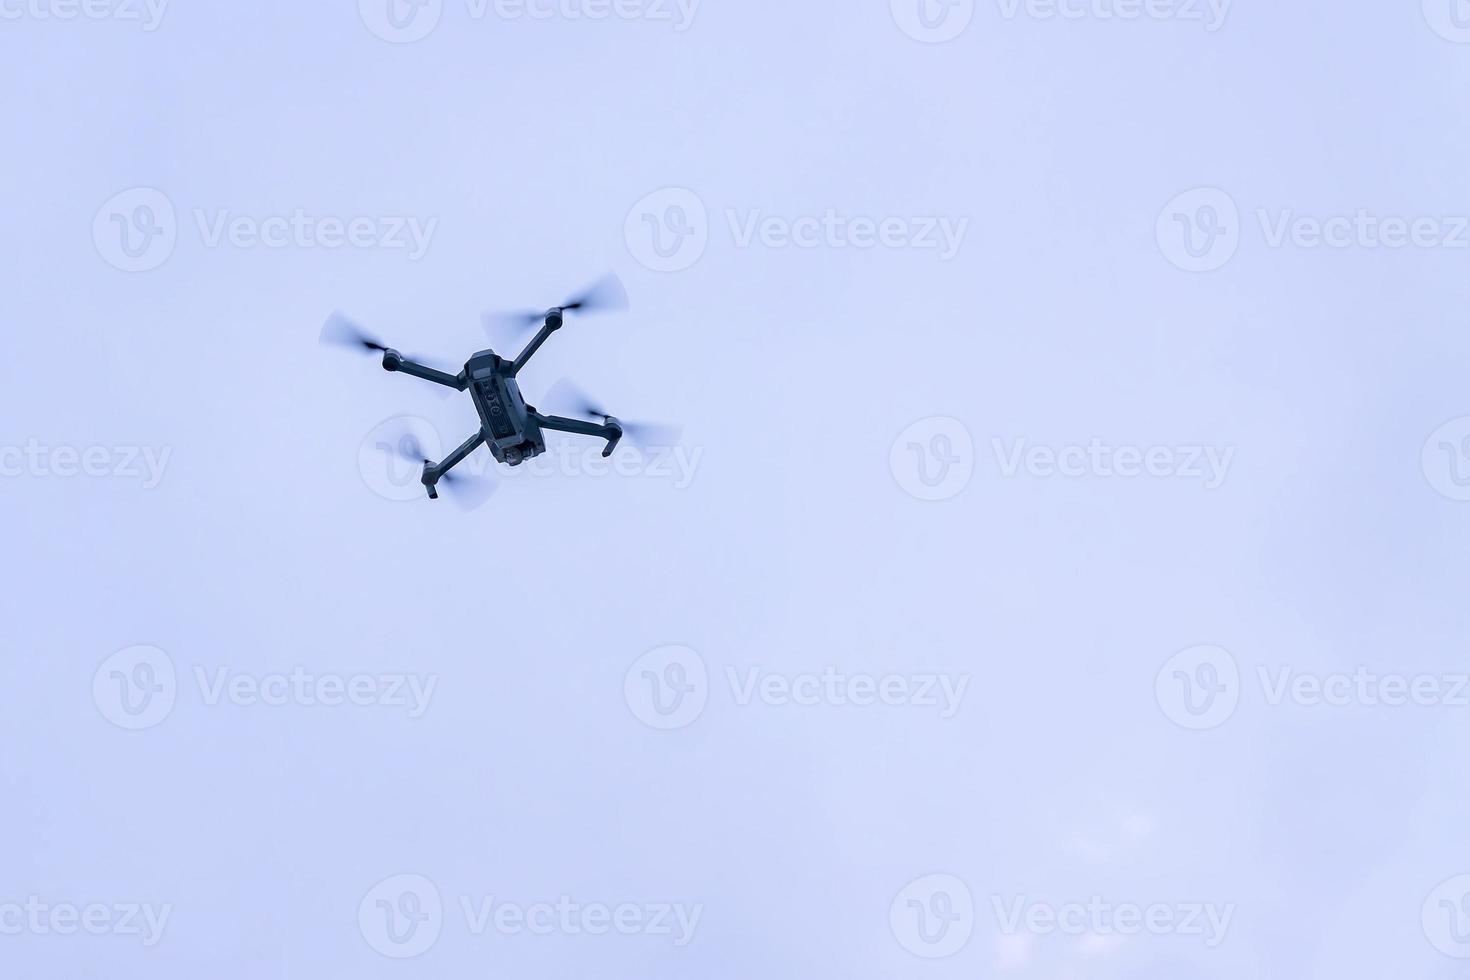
[531,411,623,458]
[423,431,486,498]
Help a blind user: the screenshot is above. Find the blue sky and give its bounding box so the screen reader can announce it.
[5,1,1470,977]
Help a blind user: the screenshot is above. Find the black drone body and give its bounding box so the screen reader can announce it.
[380,311,623,495]
[323,274,663,503]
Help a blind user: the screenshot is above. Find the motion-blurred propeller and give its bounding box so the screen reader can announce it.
[544,378,682,447]
[320,312,388,353]
[379,430,497,512]
[482,272,630,343]
[321,313,456,398]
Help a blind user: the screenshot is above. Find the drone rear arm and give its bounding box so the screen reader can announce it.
[421,430,486,498]
[383,350,466,390]
[531,411,623,457]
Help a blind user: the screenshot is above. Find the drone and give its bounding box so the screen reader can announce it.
[322,273,674,506]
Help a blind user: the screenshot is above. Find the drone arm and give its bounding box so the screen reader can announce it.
[421,430,486,498]
[510,316,561,375]
[383,350,466,390]
[531,411,623,457]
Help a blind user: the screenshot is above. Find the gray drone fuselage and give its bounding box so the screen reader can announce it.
[465,349,545,466]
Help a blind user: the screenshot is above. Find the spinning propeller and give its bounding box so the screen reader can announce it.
[320,312,389,353]
[320,313,454,397]
[544,378,682,447]
[482,272,630,340]
[380,430,497,512]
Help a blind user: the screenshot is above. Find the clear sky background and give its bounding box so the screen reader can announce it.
[5,1,1470,977]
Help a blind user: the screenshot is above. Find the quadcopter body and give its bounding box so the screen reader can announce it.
[378,310,623,497]
[463,348,544,465]
[323,274,655,505]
